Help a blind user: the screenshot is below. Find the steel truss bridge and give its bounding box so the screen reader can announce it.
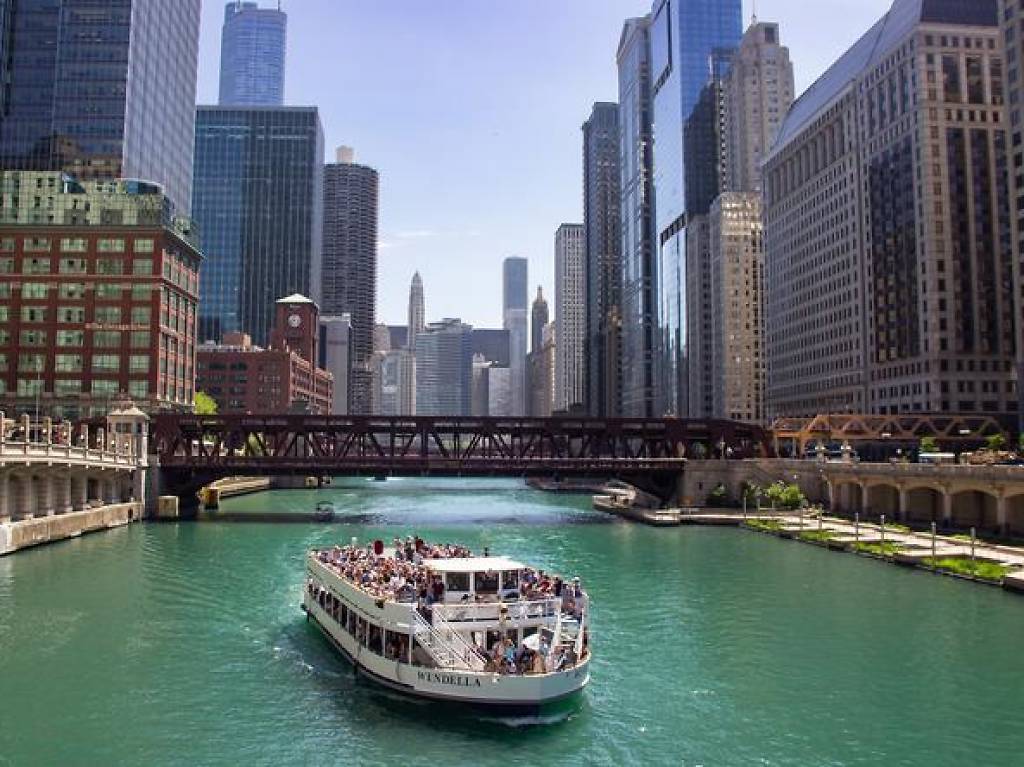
[152,415,771,499]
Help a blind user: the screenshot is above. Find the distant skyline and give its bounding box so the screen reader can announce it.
[195,0,892,327]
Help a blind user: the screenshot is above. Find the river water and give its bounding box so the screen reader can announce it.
[2,478,1023,766]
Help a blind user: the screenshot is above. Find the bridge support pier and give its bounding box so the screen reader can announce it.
[997,494,1008,537]
[71,472,88,512]
[942,490,954,529]
[34,474,53,517]
[897,486,908,523]
[0,472,8,524]
[55,473,73,515]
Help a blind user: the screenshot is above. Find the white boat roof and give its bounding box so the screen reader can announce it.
[424,556,524,573]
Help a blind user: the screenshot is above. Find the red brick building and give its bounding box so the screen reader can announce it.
[0,172,201,420]
[196,295,333,414]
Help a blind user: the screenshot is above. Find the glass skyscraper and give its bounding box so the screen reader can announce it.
[219,1,287,107]
[649,0,742,415]
[503,257,528,415]
[0,0,202,215]
[193,106,323,346]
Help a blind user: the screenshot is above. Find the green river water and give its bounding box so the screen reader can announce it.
[1,478,1023,766]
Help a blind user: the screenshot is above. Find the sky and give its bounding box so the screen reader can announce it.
[196,0,893,329]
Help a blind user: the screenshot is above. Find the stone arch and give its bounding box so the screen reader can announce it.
[905,486,944,525]
[830,479,863,516]
[865,483,899,520]
[1006,493,1024,537]
[950,489,999,531]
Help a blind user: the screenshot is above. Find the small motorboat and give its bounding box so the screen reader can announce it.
[314,501,335,522]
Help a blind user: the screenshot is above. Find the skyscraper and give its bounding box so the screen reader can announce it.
[502,257,528,415]
[407,272,425,348]
[582,103,622,417]
[219,1,287,107]
[1002,0,1024,429]
[192,106,324,346]
[320,314,352,415]
[649,0,742,416]
[555,223,586,413]
[0,0,202,215]
[322,146,379,414]
[764,0,1017,419]
[723,22,794,194]
[415,319,474,416]
[617,16,658,418]
[531,287,549,353]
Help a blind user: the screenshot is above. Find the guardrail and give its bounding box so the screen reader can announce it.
[433,598,561,624]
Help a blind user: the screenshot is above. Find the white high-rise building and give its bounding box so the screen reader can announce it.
[407,272,425,349]
[320,314,352,415]
[554,223,585,413]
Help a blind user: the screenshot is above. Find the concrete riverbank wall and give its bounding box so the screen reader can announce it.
[0,502,142,556]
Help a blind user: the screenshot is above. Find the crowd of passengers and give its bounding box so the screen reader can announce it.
[306,579,589,675]
[314,538,586,618]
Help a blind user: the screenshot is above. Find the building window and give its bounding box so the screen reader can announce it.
[59,258,87,274]
[129,355,149,373]
[17,379,43,396]
[95,283,123,300]
[18,353,45,372]
[91,380,119,396]
[130,307,151,325]
[94,306,122,324]
[23,258,50,274]
[130,331,150,349]
[56,330,84,347]
[133,258,153,275]
[129,381,149,399]
[96,259,123,275]
[97,239,125,253]
[21,282,48,299]
[19,330,46,346]
[23,238,50,253]
[93,331,122,348]
[59,283,86,299]
[0,238,13,251]
[60,238,87,252]
[0,258,13,273]
[131,284,151,300]
[58,307,86,323]
[92,355,120,373]
[55,380,82,395]
[20,306,46,323]
[133,239,154,254]
[55,354,83,373]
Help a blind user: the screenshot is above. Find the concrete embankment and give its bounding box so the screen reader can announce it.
[199,477,272,508]
[0,502,142,556]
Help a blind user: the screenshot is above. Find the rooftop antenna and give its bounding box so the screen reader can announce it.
[751,0,758,25]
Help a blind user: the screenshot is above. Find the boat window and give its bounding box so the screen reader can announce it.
[339,602,348,627]
[475,571,499,594]
[346,609,356,636]
[384,630,408,662]
[356,617,367,646]
[446,572,470,591]
[368,624,383,655]
[503,570,520,590]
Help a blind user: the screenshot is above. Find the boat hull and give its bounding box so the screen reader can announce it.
[303,596,590,708]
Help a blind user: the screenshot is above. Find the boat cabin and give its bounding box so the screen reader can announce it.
[425,556,524,603]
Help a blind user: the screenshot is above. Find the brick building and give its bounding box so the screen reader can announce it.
[0,172,201,420]
[196,294,332,414]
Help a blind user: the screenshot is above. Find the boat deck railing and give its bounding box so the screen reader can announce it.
[433,598,564,624]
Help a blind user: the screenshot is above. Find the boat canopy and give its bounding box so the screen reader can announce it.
[424,556,524,573]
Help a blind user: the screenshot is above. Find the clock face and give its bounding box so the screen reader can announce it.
[288,313,302,328]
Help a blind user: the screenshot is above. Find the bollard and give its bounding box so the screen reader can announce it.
[970,526,976,566]
[854,512,860,544]
[931,521,937,570]
[880,514,886,549]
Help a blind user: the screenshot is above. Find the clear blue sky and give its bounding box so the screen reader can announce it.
[196,0,891,328]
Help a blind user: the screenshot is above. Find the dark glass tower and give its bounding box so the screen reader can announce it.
[219,1,287,107]
[618,16,658,418]
[649,0,742,416]
[0,0,202,215]
[322,147,379,414]
[531,287,549,353]
[583,102,622,418]
[193,106,323,346]
[502,257,528,415]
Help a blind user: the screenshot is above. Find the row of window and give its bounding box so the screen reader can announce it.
[3,305,151,324]
[0,256,154,275]
[0,353,150,374]
[0,329,152,348]
[0,237,154,254]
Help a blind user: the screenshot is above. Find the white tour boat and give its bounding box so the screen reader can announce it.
[302,538,591,708]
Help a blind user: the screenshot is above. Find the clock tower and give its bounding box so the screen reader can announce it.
[270,294,320,364]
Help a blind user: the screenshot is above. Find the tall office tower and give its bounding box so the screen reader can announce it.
[320,314,352,415]
[527,323,557,417]
[723,22,794,193]
[683,53,732,217]
[617,16,658,418]
[0,0,202,216]
[649,0,742,416]
[193,106,323,347]
[710,193,764,422]
[765,0,1018,419]
[487,366,513,416]
[219,1,287,107]
[372,349,415,416]
[554,223,585,413]
[1003,0,1024,429]
[407,272,425,348]
[322,146,379,414]
[684,216,714,418]
[471,354,492,416]
[502,257,528,415]
[531,287,549,353]
[415,319,474,416]
[582,103,622,418]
